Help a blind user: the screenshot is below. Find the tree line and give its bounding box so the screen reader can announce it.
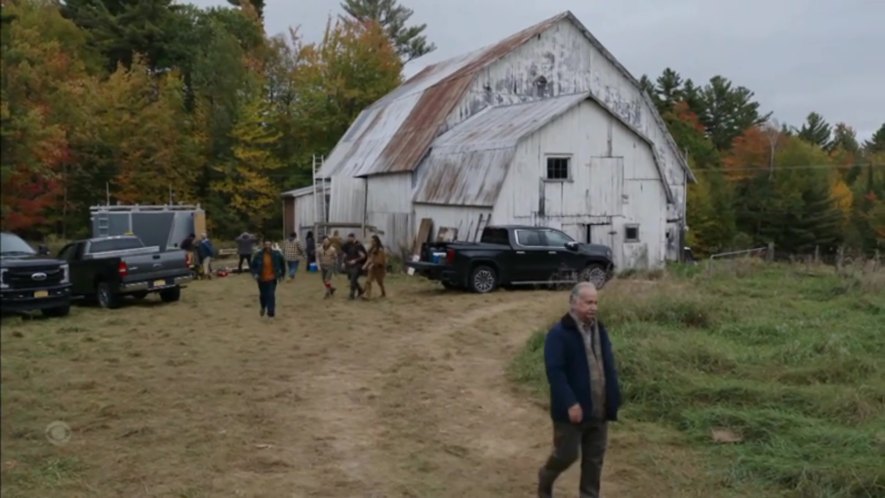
[2,0,882,255]
[639,70,884,256]
[1,0,427,239]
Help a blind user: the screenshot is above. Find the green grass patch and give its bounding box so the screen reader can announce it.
[510,262,885,497]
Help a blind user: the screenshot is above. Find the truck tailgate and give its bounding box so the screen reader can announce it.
[121,251,188,284]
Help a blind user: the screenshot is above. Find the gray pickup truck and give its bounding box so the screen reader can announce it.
[58,235,192,309]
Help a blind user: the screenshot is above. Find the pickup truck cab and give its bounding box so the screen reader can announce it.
[58,235,192,309]
[1,232,72,317]
[407,225,614,293]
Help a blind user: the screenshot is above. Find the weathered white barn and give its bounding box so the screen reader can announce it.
[282,11,694,269]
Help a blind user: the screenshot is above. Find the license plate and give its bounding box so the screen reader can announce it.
[153,280,166,287]
[34,290,49,298]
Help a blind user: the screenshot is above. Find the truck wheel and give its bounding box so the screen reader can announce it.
[470,265,498,294]
[96,282,121,309]
[160,286,181,303]
[42,305,70,318]
[580,264,609,289]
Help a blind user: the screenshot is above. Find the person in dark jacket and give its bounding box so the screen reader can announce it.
[180,233,196,270]
[196,233,216,280]
[250,239,286,319]
[305,231,316,266]
[236,232,257,273]
[538,282,621,498]
[343,233,367,300]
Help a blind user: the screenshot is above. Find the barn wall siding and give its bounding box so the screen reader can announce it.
[493,100,668,269]
[366,174,414,250]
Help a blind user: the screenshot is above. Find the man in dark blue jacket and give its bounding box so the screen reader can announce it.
[250,240,286,319]
[538,282,621,498]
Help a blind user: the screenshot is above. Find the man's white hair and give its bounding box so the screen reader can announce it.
[569,281,598,303]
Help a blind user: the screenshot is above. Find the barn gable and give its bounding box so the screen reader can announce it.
[317,11,692,184]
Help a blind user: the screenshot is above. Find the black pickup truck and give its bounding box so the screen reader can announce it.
[406,225,615,293]
[1,232,72,317]
[58,235,192,309]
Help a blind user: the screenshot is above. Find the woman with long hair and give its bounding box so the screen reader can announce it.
[363,234,387,299]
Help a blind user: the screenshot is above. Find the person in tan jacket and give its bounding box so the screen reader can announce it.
[316,236,338,298]
[362,235,387,299]
[330,230,344,274]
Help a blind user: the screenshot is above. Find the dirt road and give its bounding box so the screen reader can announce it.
[1,272,693,497]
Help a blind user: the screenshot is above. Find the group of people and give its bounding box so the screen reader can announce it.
[238,230,388,319]
[179,232,216,280]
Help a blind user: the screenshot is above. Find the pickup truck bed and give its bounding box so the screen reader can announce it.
[59,236,192,309]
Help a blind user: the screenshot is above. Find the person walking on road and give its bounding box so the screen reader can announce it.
[343,233,367,300]
[316,236,338,298]
[537,282,621,498]
[362,234,388,299]
[282,232,306,281]
[251,239,285,319]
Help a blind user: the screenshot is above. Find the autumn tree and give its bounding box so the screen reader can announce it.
[212,96,283,231]
[340,0,435,62]
[271,19,402,189]
[0,0,94,234]
[112,67,200,205]
[797,112,831,148]
[723,126,777,182]
[733,136,845,254]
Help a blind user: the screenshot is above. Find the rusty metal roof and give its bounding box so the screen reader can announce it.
[318,10,692,182]
[318,12,570,178]
[413,91,676,206]
[413,93,590,206]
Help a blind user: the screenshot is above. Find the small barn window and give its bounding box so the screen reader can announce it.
[546,156,570,181]
[625,224,640,242]
[534,76,550,97]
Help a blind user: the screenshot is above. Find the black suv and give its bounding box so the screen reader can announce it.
[1,232,72,317]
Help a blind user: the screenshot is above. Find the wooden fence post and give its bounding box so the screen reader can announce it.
[767,242,775,262]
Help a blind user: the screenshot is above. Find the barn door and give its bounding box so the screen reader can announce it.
[588,222,622,269]
[587,157,624,217]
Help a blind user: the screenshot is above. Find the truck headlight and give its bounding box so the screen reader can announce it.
[0,269,7,289]
[60,264,70,284]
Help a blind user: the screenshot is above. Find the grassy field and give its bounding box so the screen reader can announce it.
[510,260,885,498]
[1,259,882,497]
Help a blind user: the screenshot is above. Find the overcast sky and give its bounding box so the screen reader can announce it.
[190,0,884,141]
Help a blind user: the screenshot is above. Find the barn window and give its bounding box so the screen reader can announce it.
[534,76,549,97]
[546,156,571,181]
[625,224,640,242]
